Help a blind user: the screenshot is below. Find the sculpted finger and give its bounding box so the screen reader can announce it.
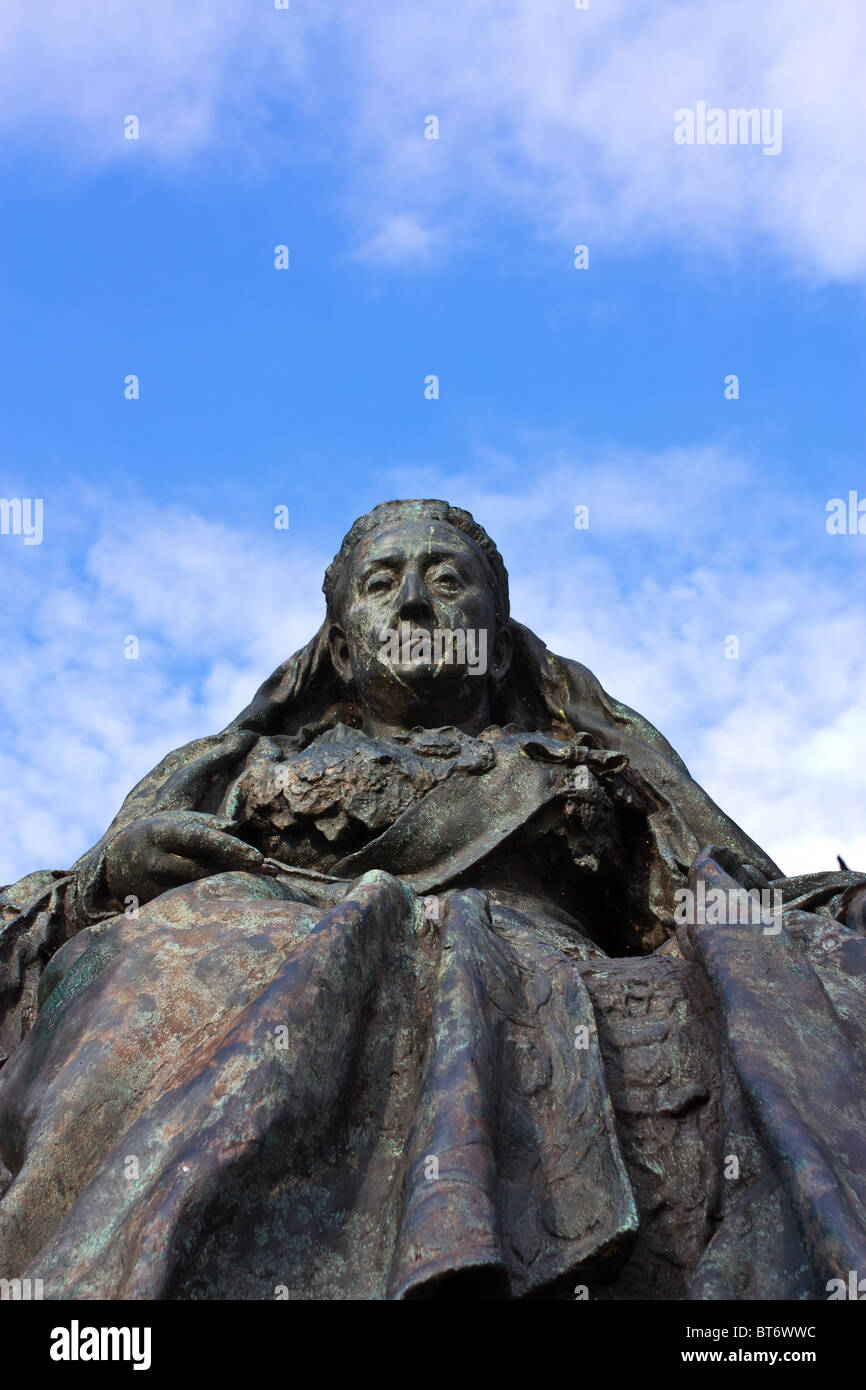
[201,831,265,872]
[151,819,264,871]
[148,851,216,886]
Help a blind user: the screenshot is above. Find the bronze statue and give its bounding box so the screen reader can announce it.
[2,498,865,1299]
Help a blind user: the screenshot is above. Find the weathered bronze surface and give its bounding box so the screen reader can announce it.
[1,498,865,1299]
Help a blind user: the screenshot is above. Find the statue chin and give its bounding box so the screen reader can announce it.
[388,657,473,687]
[366,656,484,723]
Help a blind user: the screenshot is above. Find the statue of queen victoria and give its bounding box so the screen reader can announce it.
[1,498,865,1300]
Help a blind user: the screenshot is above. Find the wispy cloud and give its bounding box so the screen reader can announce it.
[352,215,443,266]
[2,1,865,278]
[0,493,327,881]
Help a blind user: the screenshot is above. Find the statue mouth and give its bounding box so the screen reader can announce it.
[378,621,488,677]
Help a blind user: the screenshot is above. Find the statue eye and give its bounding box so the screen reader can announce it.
[430,566,463,591]
[365,571,394,593]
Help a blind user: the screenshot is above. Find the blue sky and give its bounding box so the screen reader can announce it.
[2,0,866,882]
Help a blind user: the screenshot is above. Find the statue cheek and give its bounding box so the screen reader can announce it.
[440,598,481,628]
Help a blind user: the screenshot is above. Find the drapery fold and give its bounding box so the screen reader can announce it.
[0,870,637,1299]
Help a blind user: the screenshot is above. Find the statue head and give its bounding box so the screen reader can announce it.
[232,497,564,744]
[323,501,514,735]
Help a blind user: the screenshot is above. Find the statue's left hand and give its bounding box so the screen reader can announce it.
[103,810,265,909]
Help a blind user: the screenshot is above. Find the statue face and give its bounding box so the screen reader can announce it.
[329,519,512,732]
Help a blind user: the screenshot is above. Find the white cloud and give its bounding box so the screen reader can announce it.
[2,1,865,278]
[352,215,443,266]
[334,0,866,280]
[0,0,310,167]
[0,496,327,882]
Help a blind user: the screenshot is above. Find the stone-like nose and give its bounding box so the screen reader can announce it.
[396,570,433,623]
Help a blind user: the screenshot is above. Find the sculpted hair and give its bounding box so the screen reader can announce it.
[323,499,510,624]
